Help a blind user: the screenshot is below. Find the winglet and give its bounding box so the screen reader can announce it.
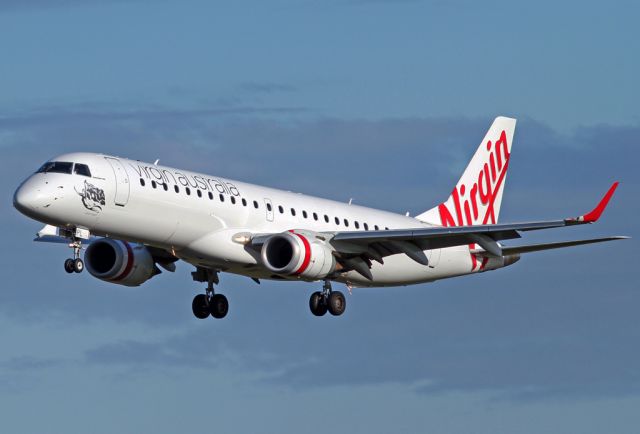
[569,182,619,224]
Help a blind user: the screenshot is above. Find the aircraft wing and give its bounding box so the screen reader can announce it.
[250,182,626,279]
[328,182,622,262]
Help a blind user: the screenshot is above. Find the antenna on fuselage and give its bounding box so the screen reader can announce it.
[348,198,353,205]
[154,159,160,165]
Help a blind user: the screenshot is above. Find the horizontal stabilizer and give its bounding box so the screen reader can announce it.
[489,236,629,256]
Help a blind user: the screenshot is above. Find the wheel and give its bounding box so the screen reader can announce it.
[64,258,75,274]
[327,291,346,316]
[309,291,327,316]
[192,294,210,319]
[73,258,84,273]
[209,294,229,319]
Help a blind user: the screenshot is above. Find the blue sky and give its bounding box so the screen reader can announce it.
[2,1,639,433]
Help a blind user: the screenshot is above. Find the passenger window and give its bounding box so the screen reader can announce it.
[364,223,369,231]
[74,164,92,177]
[37,161,73,174]
[374,225,379,230]
[313,212,318,221]
[186,187,191,195]
[231,196,236,204]
[242,198,247,206]
[302,210,308,219]
[140,179,145,187]
[324,215,329,223]
[385,227,389,230]
[174,185,180,193]
[291,208,296,216]
[355,221,360,229]
[267,203,273,212]
[278,206,284,214]
[253,200,259,209]
[152,181,157,189]
[219,194,225,202]
[208,192,213,200]
[163,183,168,191]
[344,219,349,227]
[334,217,340,225]
[197,190,202,198]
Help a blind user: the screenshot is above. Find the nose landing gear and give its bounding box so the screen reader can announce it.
[64,239,84,274]
[64,257,84,273]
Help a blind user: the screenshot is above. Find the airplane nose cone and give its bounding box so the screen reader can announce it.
[13,178,53,217]
[13,183,37,214]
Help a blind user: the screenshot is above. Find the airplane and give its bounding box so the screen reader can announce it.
[12,116,627,320]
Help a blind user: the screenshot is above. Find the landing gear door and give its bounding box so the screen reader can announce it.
[264,198,274,222]
[105,157,130,206]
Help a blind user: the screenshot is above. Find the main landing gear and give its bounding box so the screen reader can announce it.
[309,279,346,317]
[191,267,229,320]
[64,239,84,274]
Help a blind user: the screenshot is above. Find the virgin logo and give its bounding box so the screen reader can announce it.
[438,130,510,270]
[438,130,510,227]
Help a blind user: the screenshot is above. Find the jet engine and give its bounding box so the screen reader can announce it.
[84,238,157,287]
[261,231,336,280]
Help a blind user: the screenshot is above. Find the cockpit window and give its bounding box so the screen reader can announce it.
[36,161,73,174]
[74,163,92,177]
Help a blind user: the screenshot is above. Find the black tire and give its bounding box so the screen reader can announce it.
[309,291,327,316]
[73,258,84,273]
[209,294,229,319]
[192,294,210,319]
[327,291,346,316]
[64,258,75,274]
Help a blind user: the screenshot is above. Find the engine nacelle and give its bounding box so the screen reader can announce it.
[84,238,156,287]
[261,230,336,280]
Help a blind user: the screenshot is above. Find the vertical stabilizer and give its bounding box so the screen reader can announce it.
[416,116,516,226]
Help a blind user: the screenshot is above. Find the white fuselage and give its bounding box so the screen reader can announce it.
[14,152,483,287]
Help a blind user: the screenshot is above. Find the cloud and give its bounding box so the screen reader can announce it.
[84,339,217,370]
[82,269,640,400]
[0,355,65,394]
[0,103,307,131]
[238,82,297,94]
[0,355,61,371]
[0,0,145,13]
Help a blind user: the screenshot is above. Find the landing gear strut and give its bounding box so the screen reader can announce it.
[309,279,346,317]
[191,267,229,320]
[64,238,84,274]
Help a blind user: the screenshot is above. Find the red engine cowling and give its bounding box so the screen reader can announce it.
[261,231,336,280]
[84,239,156,287]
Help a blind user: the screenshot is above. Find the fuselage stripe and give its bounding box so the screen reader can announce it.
[293,233,311,275]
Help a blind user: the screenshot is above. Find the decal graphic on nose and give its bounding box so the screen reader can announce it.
[75,180,106,212]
